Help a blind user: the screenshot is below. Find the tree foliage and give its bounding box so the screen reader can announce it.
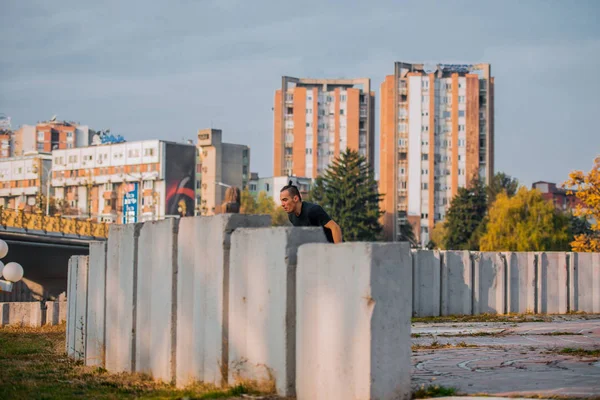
[479,187,570,251]
[443,178,488,250]
[310,149,383,241]
[564,156,600,252]
[398,221,418,247]
[428,221,448,250]
[240,189,289,226]
[487,172,519,205]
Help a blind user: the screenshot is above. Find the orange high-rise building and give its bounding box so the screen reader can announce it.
[379,62,494,245]
[273,77,375,178]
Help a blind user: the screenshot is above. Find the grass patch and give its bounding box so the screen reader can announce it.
[558,347,600,357]
[0,324,279,400]
[412,313,549,324]
[412,384,457,398]
[412,340,478,351]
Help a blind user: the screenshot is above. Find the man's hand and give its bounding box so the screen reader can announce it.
[325,220,343,244]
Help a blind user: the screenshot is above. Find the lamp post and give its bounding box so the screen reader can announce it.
[0,239,24,293]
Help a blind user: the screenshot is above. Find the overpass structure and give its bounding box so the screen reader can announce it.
[0,208,107,302]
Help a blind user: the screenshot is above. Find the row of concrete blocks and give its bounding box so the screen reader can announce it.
[66,215,413,399]
[0,301,67,327]
[413,251,600,317]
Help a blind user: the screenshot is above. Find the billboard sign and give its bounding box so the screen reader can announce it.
[122,182,139,224]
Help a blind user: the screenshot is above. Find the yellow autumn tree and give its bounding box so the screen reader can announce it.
[479,187,570,251]
[564,156,600,252]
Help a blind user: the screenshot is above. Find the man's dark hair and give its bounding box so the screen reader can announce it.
[281,180,302,201]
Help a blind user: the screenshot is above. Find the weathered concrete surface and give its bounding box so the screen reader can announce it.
[0,301,44,327]
[297,242,412,400]
[570,252,600,313]
[474,253,505,315]
[538,252,568,314]
[66,256,78,356]
[86,242,106,367]
[506,252,536,314]
[228,227,326,396]
[413,250,441,317]
[105,224,139,373]
[412,316,600,398]
[45,301,67,326]
[135,218,178,383]
[74,256,89,361]
[441,251,472,316]
[175,215,271,387]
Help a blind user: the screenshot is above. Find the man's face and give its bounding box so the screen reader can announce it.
[280,189,298,214]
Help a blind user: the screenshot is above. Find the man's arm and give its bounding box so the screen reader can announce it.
[324,220,343,244]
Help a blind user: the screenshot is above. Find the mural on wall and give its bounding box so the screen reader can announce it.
[165,143,196,217]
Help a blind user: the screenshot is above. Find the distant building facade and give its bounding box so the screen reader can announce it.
[0,153,52,211]
[379,62,495,246]
[248,175,312,206]
[532,181,582,213]
[196,129,250,215]
[13,119,95,156]
[273,77,375,179]
[51,140,196,223]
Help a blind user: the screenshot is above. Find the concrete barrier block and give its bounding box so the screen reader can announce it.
[176,214,271,387]
[135,218,178,383]
[441,251,472,316]
[412,250,441,317]
[474,252,505,315]
[105,224,140,372]
[506,253,536,314]
[296,242,412,400]
[537,252,568,314]
[66,256,78,356]
[228,227,327,396]
[74,256,89,361]
[46,301,67,326]
[570,252,600,313]
[86,242,107,367]
[0,302,43,327]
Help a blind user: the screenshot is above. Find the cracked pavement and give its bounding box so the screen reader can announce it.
[411,315,600,398]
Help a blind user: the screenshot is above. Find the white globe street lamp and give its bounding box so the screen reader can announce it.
[0,239,25,293]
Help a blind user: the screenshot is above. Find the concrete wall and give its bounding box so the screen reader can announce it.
[64,217,600,398]
[105,224,139,372]
[296,242,412,400]
[571,252,600,313]
[86,241,107,367]
[175,215,271,387]
[0,301,66,326]
[228,227,327,396]
[135,218,178,383]
[412,250,441,317]
[66,255,88,360]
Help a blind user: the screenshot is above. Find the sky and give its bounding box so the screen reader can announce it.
[1,0,599,187]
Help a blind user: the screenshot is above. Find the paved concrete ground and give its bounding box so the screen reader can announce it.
[411,315,600,398]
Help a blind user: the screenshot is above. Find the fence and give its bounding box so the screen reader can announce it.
[65,215,599,399]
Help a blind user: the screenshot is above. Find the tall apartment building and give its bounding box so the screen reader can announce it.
[13,119,94,156]
[380,62,494,245]
[196,129,250,215]
[273,77,375,178]
[51,140,196,223]
[0,130,11,158]
[0,153,52,210]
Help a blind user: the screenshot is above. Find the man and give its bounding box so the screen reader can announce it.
[280,181,343,243]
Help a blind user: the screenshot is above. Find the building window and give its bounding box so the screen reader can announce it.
[104,183,114,191]
[459,110,465,117]
[143,180,153,189]
[144,148,155,157]
[422,183,428,190]
[340,109,344,115]
[37,132,45,141]
[421,154,428,161]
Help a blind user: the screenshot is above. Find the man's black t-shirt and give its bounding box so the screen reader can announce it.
[288,201,334,243]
